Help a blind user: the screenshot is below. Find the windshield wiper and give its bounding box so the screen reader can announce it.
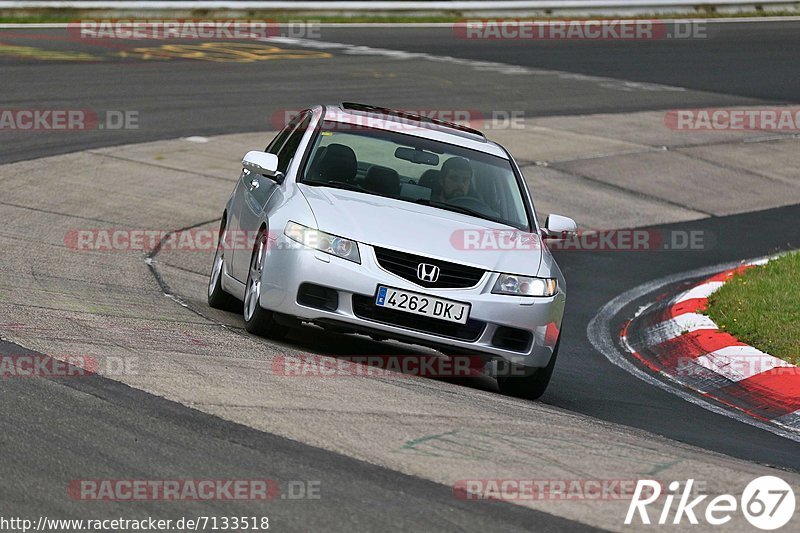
[303,179,363,192]
[303,179,398,199]
[415,198,508,226]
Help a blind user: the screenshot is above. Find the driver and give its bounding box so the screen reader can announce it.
[436,157,473,201]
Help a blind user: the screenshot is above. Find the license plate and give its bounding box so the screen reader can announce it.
[375,286,470,324]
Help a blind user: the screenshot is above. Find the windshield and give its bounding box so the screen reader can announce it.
[299,120,531,230]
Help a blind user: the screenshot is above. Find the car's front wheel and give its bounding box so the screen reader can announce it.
[243,228,287,339]
[208,217,241,312]
[497,337,560,400]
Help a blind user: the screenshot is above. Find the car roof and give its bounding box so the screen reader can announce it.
[320,103,510,159]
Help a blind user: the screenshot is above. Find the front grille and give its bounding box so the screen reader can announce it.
[372,246,485,289]
[352,294,485,341]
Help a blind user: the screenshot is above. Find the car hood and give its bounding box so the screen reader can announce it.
[298,184,543,275]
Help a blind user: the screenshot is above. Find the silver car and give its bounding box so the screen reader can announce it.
[208,103,576,399]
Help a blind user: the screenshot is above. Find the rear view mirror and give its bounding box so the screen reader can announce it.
[395,147,439,166]
[242,151,283,181]
[542,214,577,239]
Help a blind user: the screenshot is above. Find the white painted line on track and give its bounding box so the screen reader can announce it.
[263,35,686,92]
[587,258,800,444]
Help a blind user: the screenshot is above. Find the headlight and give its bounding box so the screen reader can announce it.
[284,221,361,263]
[492,274,557,297]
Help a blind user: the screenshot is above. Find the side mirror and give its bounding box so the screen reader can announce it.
[242,151,283,182]
[542,214,577,239]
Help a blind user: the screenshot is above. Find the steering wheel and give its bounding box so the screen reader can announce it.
[446,196,501,218]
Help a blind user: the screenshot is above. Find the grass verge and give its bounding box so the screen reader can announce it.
[707,252,800,365]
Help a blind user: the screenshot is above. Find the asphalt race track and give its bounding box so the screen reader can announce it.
[1,20,799,531]
[3,21,799,164]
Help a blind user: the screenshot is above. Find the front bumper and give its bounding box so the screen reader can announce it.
[259,234,565,368]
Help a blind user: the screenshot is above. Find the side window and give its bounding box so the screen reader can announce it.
[275,113,312,174]
[266,124,294,155]
[265,111,307,154]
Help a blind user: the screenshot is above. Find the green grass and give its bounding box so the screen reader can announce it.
[1,10,800,24]
[707,252,800,365]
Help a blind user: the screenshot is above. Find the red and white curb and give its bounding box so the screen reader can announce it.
[621,258,800,432]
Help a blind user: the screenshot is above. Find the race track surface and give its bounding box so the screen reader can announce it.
[1,21,799,532]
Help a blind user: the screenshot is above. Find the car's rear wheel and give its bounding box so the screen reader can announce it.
[497,337,560,401]
[207,217,241,312]
[243,228,287,339]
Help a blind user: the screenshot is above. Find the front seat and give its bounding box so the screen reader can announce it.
[418,169,440,189]
[417,169,442,200]
[364,165,400,196]
[314,144,358,184]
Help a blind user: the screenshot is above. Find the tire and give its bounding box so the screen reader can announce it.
[207,217,242,312]
[243,228,288,339]
[497,337,560,401]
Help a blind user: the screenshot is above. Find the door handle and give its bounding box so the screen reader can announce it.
[248,178,260,190]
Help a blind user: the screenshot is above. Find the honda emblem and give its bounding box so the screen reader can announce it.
[417,263,440,283]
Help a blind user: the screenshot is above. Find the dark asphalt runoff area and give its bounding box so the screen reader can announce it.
[1,21,799,529]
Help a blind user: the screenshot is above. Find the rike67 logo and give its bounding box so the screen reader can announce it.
[626,477,795,530]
